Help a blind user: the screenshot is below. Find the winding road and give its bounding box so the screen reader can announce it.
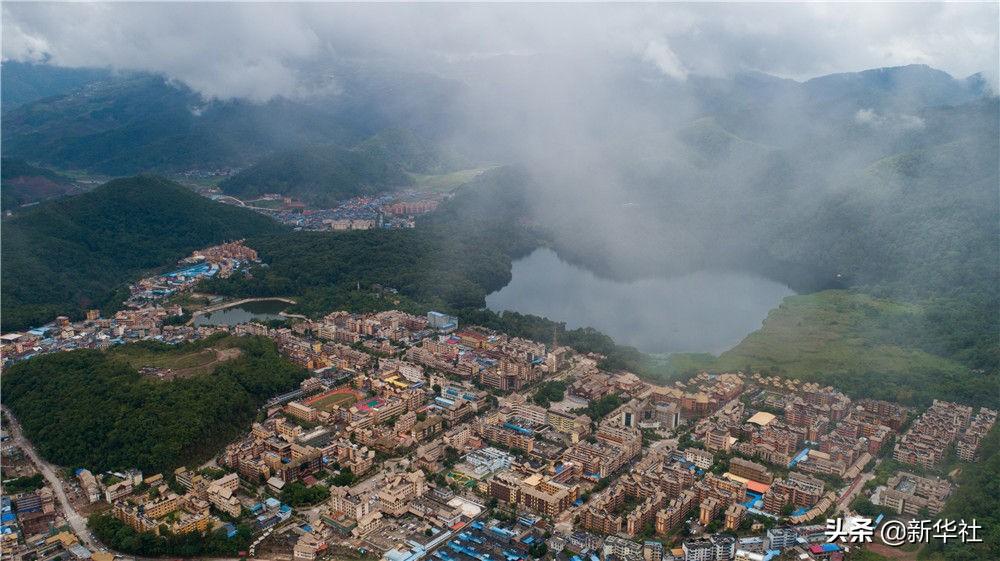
[2,406,99,549]
[3,407,250,560]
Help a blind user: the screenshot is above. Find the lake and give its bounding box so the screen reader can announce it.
[193,299,289,326]
[485,248,794,354]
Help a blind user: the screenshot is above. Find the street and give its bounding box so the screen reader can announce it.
[2,406,99,549]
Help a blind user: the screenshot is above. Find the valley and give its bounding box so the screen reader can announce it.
[1,12,998,561]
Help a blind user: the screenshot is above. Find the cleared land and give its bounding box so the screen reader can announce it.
[409,166,498,192]
[247,197,286,209]
[164,291,212,312]
[112,339,243,379]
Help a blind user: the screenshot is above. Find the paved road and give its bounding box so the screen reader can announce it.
[2,406,99,549]
[836,470,874,515]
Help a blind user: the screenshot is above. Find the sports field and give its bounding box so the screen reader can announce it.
[305,389,360,411]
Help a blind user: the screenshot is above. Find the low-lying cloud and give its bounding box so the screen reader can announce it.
[3,3,997,102]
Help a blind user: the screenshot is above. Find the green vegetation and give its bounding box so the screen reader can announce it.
[925,425,1000,561]
[2,473,45,494]
[354,128,455,175]
[1,176,282,331]
[328,467,356,487]
[206,167,539,314]
[410,167,497,192]
[850,496,880,517]
[1,61,110,108]
[111,337,243,376]
[88,513,252,557]
[219,144,412,207]
[531,380,567,407]
[207,167,661,379]
[714,291,997,407]
[310,391,358,412]
[580,394,624,422]
[1,334,306,472]
[1,157,76,208]
[279,481,331,507]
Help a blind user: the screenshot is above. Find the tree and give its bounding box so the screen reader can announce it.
[850,496,879,517]
[279,481,330,507]
[329,467,355,487]
[528,543,548,558]
[1,335,306,472]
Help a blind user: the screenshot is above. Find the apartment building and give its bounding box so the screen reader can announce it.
[728,458,772,484]
[488,471,579,517]
[880,472,952,516]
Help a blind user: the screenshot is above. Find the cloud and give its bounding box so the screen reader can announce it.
[2,3,997,101]
[855,108,926,131]
[643,40,688,80]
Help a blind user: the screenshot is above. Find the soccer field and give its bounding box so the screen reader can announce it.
[308,391,358,411]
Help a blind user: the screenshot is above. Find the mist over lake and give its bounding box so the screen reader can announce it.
[486,248,794,354]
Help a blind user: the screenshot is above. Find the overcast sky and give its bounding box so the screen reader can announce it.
[3,3,997,101]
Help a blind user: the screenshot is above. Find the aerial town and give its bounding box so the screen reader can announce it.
[208,189,447,231]
[1,242,994,561]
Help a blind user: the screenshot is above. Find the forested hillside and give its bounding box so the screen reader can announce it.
[1,157,77,208]
[219,144,413,206]
[0,334,306,472]
[0,61,110,108]
[1,64,462,174]
[207,166,539,311]
[1,176,282,330]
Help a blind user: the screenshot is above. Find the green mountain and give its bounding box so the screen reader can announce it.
[354,128,454,174]
[1,334,305,472]
[1,157,76,208]
[219,143,413,206]
[1,61,111,108]
[1,176,283,330]
[1,64,462,175]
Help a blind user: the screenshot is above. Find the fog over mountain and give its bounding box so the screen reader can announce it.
[2,3,997,365]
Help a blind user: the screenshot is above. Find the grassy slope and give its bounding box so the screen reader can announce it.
[111,336,241,371]
[410,166,499,192]
[715,290,966,376]
[698,290,997,407]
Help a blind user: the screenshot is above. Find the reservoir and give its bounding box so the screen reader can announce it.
[485,248,793,354]
[193,299,289,326]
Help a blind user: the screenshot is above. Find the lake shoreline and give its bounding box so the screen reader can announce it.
[486,248,794,355]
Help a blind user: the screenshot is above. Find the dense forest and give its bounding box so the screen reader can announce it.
[0,61,111,108]
[929,424,1000,561]
[1,64,461,175]
[205,166,540,311]
[0,175,283,330]
[219,143,413,206]
[0,157,76,208]
[89,513,253,558]
[1,334,306,472]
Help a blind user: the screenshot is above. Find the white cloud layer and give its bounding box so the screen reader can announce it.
[2,3,997,101]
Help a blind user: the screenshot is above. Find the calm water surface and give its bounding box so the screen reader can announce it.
[193,299,288,326]
[486,248,794,354]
